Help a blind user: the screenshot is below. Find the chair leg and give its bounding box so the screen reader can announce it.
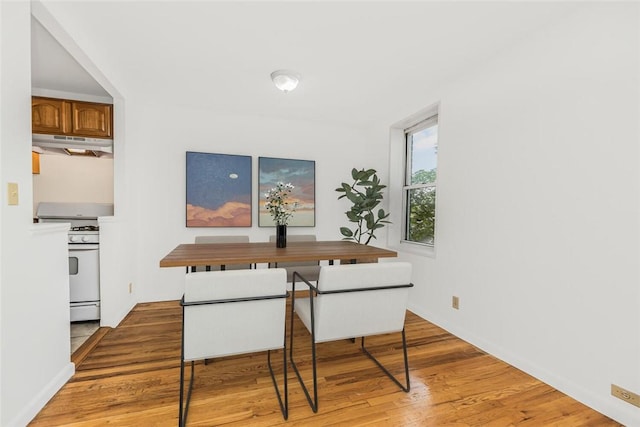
[289,298,319,412]
[360,328,410,392]
[267,349,288,419]
[290,331,319,412]
[179,360,195,427]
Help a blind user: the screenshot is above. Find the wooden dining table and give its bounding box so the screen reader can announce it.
[159,240,397,268]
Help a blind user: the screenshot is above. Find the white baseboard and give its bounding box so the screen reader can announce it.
[7,362,74,427]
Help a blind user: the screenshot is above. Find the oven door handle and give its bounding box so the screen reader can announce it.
[69,244,99,250]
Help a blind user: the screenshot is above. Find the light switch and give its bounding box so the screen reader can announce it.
[7,182,19,205]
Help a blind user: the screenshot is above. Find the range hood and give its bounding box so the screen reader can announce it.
[32,134,113,157]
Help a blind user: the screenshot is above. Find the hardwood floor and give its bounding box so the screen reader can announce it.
[31,300,619,426]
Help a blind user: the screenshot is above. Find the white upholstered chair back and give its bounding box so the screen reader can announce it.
[294,262,412,343]
[183,268,287,361]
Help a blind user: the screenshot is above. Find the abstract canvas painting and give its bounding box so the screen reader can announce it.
[186,151,252,227]
[259,157,315,227]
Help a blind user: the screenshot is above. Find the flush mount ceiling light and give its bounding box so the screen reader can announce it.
[271,69,300,93]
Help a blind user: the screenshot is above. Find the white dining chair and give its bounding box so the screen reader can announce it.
[268,234,321,283]
[289,262,413,413]
[179,268,288,425]
[192,235,252,272]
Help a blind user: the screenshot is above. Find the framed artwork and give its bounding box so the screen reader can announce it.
[186,151,252,227]
[259,157,316,227]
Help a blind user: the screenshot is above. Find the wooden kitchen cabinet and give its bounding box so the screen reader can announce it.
[32,97,113,139]
[69,100,112,138]
[32,97,70,135]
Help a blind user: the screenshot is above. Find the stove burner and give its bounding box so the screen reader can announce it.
[71,225,100,232]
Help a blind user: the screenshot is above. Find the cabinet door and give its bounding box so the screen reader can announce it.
[32,97,70,135]
[70,101,113,138]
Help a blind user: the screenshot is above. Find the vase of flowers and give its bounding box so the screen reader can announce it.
[264,182,297,248]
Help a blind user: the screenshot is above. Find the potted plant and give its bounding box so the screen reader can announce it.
[335,168,390,245]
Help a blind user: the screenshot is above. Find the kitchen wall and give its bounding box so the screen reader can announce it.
[32,154,114,217]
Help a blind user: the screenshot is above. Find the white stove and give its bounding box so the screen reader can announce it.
[37,202,113,322]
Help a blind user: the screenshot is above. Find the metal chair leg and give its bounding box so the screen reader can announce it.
[289,285,319,412]
[267,349,289,419]
[290,331,318,413]
[179,360,195,427]
[360,328,410,392]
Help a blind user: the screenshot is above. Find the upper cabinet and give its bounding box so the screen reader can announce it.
[32,97,69,135]
[32,97,113,139]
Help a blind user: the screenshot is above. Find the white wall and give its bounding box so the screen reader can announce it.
[0,2,74,426]
[387,4,639,425]
[126,101,383,302]
[33,154,114,216]
[6,1,638,426]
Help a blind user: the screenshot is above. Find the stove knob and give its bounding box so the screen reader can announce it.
[69,235,79,243]
[81,236,90,243]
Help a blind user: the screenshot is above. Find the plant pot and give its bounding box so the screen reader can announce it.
[276,224,287,248]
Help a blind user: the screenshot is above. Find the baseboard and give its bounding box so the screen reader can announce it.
[7,362,75,427]
[406,304,640,427]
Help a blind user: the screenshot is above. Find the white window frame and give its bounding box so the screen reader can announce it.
[387,103,440,258]
[403,115,438,246]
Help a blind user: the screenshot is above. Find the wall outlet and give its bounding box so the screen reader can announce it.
[611,384,640,408]
[452,296,460,310]
[128,282,133,294]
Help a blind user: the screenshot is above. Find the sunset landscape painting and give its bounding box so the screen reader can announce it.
[186,152,252,227]
[259,157,315,227]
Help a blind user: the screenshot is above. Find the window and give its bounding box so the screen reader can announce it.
[403,115,438,246]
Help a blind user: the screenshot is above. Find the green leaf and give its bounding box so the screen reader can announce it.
[346,191,361,204]
[346,211,360,222]
[351,168,359,180]
[340,227,353,237]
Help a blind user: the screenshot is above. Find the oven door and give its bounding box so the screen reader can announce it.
[69,243,100,321]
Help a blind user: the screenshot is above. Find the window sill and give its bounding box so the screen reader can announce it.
[389,241,436,259]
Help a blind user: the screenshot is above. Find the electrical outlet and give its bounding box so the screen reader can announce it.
[128,282,133,294]
[452,296,460,310]
[611,384,640,408]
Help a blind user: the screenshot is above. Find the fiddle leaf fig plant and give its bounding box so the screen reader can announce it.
[335,168,390,245]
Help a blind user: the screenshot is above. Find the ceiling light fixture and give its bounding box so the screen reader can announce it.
[271,69,300,93]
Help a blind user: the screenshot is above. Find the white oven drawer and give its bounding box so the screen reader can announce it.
[71,302,100,322]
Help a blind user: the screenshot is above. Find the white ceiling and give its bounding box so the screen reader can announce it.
[31,1,582,128]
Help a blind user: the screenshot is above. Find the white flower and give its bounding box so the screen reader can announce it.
[265,182,298,225]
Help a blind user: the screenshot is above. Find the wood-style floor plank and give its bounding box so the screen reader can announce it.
[30,301,620,426]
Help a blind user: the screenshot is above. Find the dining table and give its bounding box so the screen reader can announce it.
[159,240,397,269]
